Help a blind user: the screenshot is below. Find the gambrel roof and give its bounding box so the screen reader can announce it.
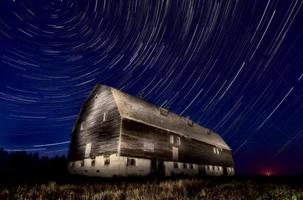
[95,84,231,150]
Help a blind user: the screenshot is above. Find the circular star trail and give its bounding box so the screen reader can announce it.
[0,0,303,174]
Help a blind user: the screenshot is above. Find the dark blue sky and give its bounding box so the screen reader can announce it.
[0,0,303,175]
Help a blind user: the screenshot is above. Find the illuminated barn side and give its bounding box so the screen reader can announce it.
[68,84,235,177]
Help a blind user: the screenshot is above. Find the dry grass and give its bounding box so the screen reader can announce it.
[1,177,303,200]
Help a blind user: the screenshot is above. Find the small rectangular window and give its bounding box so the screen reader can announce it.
[190,164,193,169]
[174,162,178,169]
[104,158,110,166]
[103,113,107,122]
[80,122,85,131]
[144,142,154,152]
[160,108,169,116]
[127,158,136,166]
[183,163,187,169]
[187,119,193,127]
[91,159,95,166]
[85,143,92,157]
[81,160,84,167]
[176,136,181,146]
[170,135,174,144]
[172,147,179,160]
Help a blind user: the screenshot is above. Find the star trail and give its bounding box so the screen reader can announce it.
[0,0,303,174]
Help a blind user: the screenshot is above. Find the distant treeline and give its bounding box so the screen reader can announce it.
[0,149,68,181]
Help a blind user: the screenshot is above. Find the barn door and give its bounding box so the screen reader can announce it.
[85,143,92,158]
[151,160,165,176]
[172,147,178,160]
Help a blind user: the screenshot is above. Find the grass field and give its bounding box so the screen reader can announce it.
[1,177,303,200]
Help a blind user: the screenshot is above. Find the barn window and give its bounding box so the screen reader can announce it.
[170,135,181,146]
[176,136,181,145]
[104,158,110,166]
[159,107,169,116]
[174,162,178,169]
[172,147,179,160]
[213,147,220,155]
[103,112,107,122]
[144,142,154,152]
[85,143,92,157]
[127,158,136,166]
[170,135,174,144]
[80,122,85,131]
[187,119,193,127]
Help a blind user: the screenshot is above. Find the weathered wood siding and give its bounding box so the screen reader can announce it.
[120,119,233,167]
[68,85,121,160]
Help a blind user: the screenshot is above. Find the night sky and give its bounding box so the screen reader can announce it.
[0,0,303,175]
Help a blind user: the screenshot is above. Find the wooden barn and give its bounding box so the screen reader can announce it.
[68,84,235,177]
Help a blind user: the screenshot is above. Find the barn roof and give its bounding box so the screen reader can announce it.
[99,85,231,150]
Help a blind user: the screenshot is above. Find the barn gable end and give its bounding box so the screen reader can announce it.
[68,85,121,161]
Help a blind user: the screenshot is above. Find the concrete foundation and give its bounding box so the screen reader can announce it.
[68,154,234,177]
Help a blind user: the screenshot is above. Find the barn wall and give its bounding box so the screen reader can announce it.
[68,154,151,177]
[68,85,121,160]
[120,119,234,167]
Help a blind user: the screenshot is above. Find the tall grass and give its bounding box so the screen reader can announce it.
[1,178,303,200]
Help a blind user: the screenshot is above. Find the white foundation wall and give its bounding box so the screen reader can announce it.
[204,165,224,176]
[226,167,235,176]
[68,154,151,177]
[68,155,232,177]
[164,161,199,176]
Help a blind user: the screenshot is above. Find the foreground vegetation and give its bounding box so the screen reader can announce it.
[1,150,303,199]
[1,177,303,200]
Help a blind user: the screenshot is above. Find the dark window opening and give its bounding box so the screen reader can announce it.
[81,160,84,167]
[174,162,178,169]
[91,160,95,166]
[160,108,169,116]
[96,170,100,173]
[127,158,136,166]
[187,119,193,127]
[104,158,110,166]
[190,164,193,169]
[183,163,187,169]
